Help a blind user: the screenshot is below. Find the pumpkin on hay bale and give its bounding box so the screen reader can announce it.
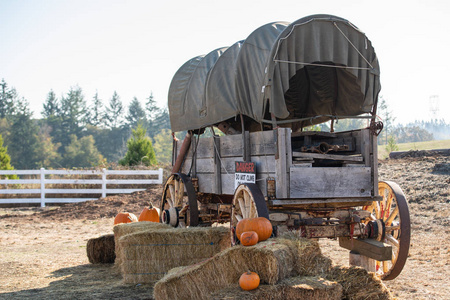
[236,217,272,242]
[86,234,115,264]
[114,212,138,225]
[153,237,331,300]
[114,223,230,284]
[138,206,160,222]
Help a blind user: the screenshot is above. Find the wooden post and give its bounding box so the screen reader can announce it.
[213,136,222,195]
[40,168,45,207]
[102,168,107,198]
[349,251,376,272]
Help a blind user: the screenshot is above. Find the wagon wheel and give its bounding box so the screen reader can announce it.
[160,173,199,227]
[363,181,411,280]
[231,183,270,245]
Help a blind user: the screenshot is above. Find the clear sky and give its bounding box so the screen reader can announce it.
[1,0,449,124]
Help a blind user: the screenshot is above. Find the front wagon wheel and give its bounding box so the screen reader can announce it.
[364,181,411,280]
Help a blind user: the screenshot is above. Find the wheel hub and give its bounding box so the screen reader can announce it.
[365,219,386,241]
[162,207,179,227]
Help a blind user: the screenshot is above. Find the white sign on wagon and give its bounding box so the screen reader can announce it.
[234,161,256,189]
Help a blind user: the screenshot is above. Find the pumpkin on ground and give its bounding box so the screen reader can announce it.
[138,206,160,222]
[114,212,138,225]
[240,231,258,246]
[236,217,273,242]
[239,271,260,291]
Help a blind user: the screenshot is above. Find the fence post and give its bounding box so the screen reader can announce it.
[159,168,163,184]
[102,168,107,198]
[40,168,46,207]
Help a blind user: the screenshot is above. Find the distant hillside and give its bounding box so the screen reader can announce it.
[378,139,450,159]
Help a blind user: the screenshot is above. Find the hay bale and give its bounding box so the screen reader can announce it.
[86,234,115,264]
[114,222,172,268]
[211,277,343,300]
[325,266,393,300]
[153,238,331,300]
[116,224,230,284]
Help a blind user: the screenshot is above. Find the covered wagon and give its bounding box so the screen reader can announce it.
[162,14,410,280]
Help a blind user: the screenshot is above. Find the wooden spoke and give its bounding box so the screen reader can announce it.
[385,206,399,226]
[386,234,399,248]
[168,185,175,207]
[238,197,246,218]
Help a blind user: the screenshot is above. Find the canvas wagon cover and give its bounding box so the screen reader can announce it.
[168,14,381,132]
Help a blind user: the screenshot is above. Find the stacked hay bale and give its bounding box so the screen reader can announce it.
[153,237,332,300]
[114,222,230,284]
[153,235,393,300]
[114,222,171,268]
[86,234,115,264]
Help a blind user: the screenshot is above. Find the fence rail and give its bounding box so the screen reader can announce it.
[0,168,164,207]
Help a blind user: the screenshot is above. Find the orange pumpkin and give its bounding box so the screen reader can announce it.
[138,207,160,222]
[114,212,138,225]
[239,271,260,291]
[240,231,258,246]
[236,217,272,242]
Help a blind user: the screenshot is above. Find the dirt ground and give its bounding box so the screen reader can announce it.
[0,155,449,299]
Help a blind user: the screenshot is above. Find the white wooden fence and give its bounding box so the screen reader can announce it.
[0,168,164,207]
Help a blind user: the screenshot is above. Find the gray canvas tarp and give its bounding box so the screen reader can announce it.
[168,14,381,132]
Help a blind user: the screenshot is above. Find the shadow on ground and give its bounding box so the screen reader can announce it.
[0,264,154,300]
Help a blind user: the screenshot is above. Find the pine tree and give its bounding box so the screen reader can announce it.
[0,134,17,179]
[60,86,86,139]
[153,128,173,163]
[85,91,104,127]
[42,90,59,118]
[8,103,42,169]
[126,97,146,129]
[119,123,156,166]
[0,79,17,118]
[378,97,396,145]
[105,91,124,129]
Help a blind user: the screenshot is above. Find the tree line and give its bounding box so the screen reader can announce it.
[0,79,174,170]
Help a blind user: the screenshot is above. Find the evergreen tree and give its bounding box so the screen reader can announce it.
[153,128,173,163]
[60,86,86,139]
[378,97,396,145]
[85,91,104,127]
[119,123,156,166]
[0,134,17,179]
[104,91,124,128]
[147,106,170,140]
[0,79,17,118]
[41,90,65,156]
[42,90,59,118]
[145,92,159,120]
[8,104,42,169]
[85,125,129,164]
[126,97,146,129]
